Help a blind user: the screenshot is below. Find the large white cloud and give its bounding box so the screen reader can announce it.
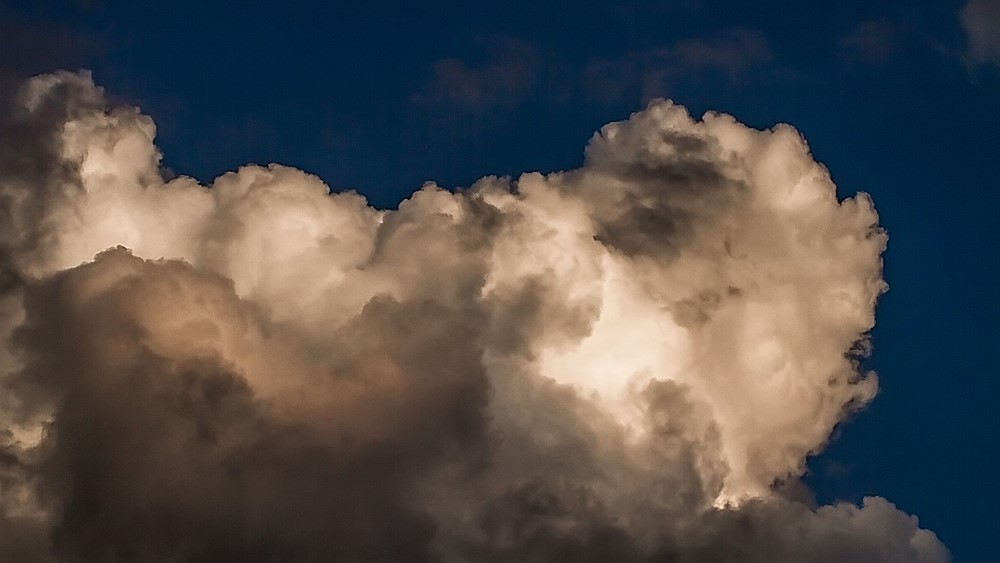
[0,71,947,562]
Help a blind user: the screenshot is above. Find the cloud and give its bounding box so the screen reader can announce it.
[838,20,900,66]
[415,30,775,112]
[0,4,101,91]
[584,29,774,104]
[961,0,1000,67]
[411,38,541,109]
[0,71,948,561]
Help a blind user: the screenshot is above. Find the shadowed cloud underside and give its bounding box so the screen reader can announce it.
[0,71,947,562]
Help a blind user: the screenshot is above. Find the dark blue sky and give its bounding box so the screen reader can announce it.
[3,0,997,559]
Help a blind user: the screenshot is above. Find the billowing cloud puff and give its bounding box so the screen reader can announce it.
[0,71,947,562]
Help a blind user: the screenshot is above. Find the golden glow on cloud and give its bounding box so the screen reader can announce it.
[0,71,947,562]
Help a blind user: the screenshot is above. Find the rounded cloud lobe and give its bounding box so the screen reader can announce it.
[0,71,947,562]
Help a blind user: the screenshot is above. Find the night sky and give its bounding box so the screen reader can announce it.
[2,0,998,561]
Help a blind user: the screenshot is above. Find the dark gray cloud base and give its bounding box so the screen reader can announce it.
[0,72,947,562]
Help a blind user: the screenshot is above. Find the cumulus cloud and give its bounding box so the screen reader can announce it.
[0,70,948,562]
[961,0,1000,67]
